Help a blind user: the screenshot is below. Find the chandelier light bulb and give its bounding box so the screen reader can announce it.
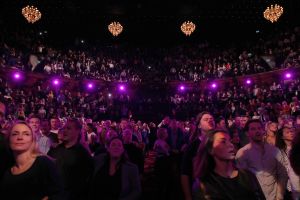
[22,5,42,24]
[181,21,196,36]
[108,21,123,36]
[263,4,284,23]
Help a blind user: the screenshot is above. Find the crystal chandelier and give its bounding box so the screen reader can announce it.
[22,5,42,24]
[108,22,123,36]
[181,21,196,36]
[263,4,284,23]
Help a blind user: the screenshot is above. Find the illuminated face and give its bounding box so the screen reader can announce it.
[28,118,41,133]
[211,132,235,161]
[199,114,215,132]
[50,118,60,130]
[10,123,34,153]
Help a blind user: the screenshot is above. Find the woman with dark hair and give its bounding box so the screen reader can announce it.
[181,111,215,200]
[276,126,300,200]
[89,137,141,200]
[193,130,265,200]
[0,121,64,200]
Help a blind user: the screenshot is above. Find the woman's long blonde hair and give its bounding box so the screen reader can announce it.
[9,121,42,157]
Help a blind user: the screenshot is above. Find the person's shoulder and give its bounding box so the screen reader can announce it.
[123,161,139,172]
[74,143,91,155]
[94,153,107,166]
[48,144,64,154]
[236,143,251,157]
[238,169,255,179]
[187,138,201,151]
[265,143,280,153]
[237,143,251,152]
[124,161,138,168]
[94,153,107,161]
[36,155,56,168]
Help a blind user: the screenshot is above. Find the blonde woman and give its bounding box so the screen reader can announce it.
[0,121,63,200]
[264,121,278,146]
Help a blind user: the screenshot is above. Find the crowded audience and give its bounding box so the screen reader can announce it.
[0,26,299,83]
[0,25,300,200]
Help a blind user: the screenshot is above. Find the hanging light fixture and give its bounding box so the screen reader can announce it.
[22,5,42,24]
[181,21,196,36]
[263,4,284,23]
[108,21,123,36]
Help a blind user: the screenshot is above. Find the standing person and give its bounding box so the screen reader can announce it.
[28,115,52,154]
[290,129,300,176]
[193,130,265,200]
[89,137,141,200]
[122,129,144,175]
[48,115,61,145]
[265,121,278,146]
[181,112,215,200]
[153,128,172,199]
[0,102,8,129]
[236,119,288,200]
[276,126,300,200]
[85,123,98,153]
[48,118,93,200]
[0,122,63,200]
[0,102,13,179]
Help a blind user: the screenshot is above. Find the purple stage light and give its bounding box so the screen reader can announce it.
[12,71,24,82]
[87,83,93,89]
[13,73,21,79]
[246,79,251,85]
[179,85,185,91]
[285,73,292,79]
[119,85,125,91]
[108,93,112,98]
[52,79,60,86]
[211,83,217,89]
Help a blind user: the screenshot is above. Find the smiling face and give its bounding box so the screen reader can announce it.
[9,123,34,153]
[210,132,235,161]
[28,117,41,133]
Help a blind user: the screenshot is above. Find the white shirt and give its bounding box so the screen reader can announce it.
[236,142,288,200]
